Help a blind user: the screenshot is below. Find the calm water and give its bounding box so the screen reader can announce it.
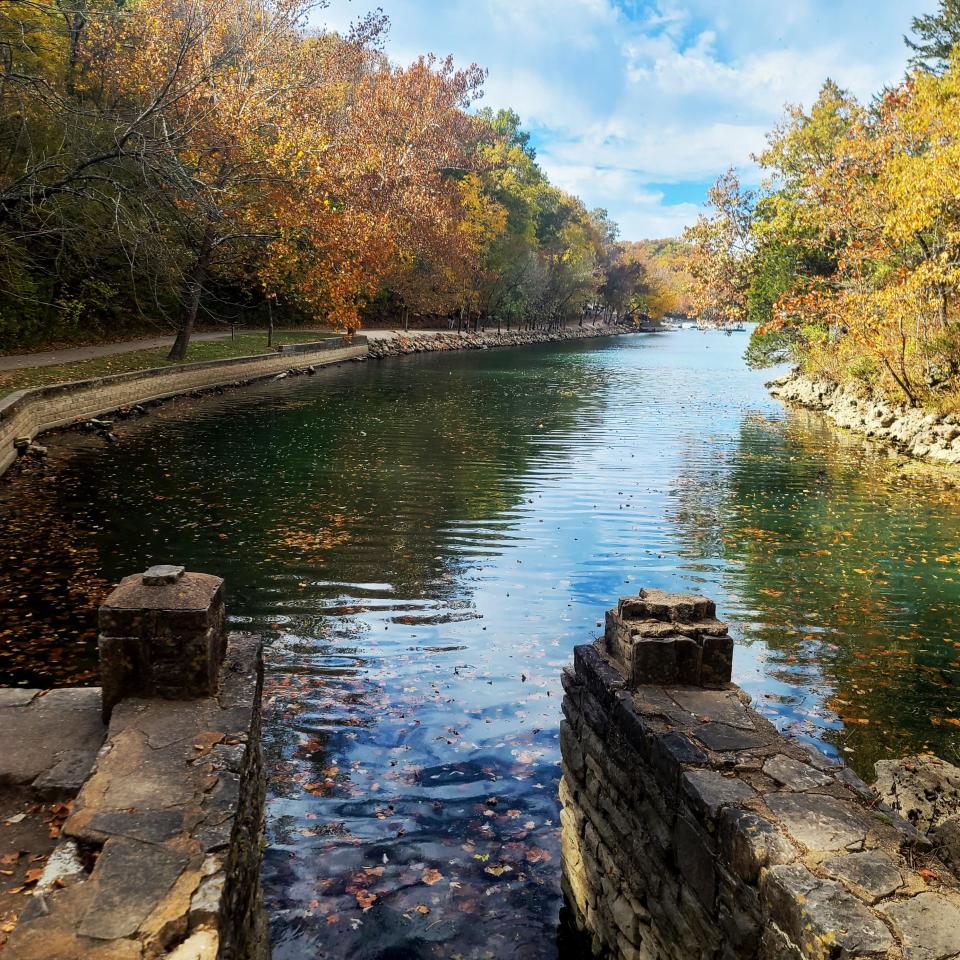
[3,332,960,958]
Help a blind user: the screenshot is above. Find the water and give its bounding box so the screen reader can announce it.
[2,331,960,958]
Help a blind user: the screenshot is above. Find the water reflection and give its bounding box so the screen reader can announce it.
[1,333,959,958]
[672,408,960,778]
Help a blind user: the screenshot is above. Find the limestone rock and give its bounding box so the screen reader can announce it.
[930,814,960,876]
[873,756,960,834]
[765,793,874,852]
[822,850,903,904]
[762,863,894,958]
[762,754,834,791]
[682,768,756,820]
[881,893,960,960]
[718,808,796,883]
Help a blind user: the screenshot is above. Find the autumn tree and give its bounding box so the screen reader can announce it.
[0,3,636,352]
[683,169,756,327]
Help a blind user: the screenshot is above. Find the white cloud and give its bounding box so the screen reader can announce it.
[314,0,930,238]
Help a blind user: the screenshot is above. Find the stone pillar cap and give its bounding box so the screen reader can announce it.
[101,570,223,612]
[143,564,185,585]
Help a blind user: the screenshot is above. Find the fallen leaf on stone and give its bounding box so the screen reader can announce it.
[484,864,512,877]
[415,904,430,914]
[192,732,225,755]
[421,868,442,885]
[355,890,377,911]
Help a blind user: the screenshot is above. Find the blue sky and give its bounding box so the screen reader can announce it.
[315,1,931,240]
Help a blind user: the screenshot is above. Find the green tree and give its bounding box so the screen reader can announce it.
[906,0,960,72]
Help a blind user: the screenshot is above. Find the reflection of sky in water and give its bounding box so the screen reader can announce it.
[3,331,960,959]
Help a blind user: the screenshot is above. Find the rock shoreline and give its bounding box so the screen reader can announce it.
[560,588,960,960]
[366,324,628,359]
[768,369,960,467]
[2,325,632,479]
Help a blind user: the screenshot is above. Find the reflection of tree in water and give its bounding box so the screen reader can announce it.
[0,344,613,958]
[670,410,960,778]
[0,346,610,679]
[0,461,110,686]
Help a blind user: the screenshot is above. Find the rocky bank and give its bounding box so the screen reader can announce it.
[768,370,960,467]
[366,324,628,359]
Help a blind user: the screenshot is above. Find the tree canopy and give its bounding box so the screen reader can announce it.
[684,4,960,408]
[907,0,960,72]
[0,1,659,354]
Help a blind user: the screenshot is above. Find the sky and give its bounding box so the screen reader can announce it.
[314,1,931,241]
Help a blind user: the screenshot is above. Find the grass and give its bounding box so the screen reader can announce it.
[0,331,336,394]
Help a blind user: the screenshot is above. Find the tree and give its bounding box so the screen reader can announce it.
[0,5,633,353]
[906,0,960,73]
[683,169,756,327]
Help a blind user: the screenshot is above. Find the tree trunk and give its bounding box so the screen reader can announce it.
[267,299,274,348]
[403,305,409,332]
[168,228,213,361]
[457,305,464,333]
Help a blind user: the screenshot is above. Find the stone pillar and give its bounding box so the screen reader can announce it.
[603,587,733,688]
[560,589,952,960]
[98,565,226,720]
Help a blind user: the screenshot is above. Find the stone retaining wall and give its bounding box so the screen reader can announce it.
[768,370,960,467]
[0,338,366,476]
[3,568,268,960]
[560,588,960,960]
[0,327,631,478]
[366,324,627,359]
[277,337,367,356]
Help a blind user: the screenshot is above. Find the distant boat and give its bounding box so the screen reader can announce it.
[730,323,747,332]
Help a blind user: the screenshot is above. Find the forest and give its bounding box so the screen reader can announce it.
[686,0,960,409]
[0,0,672,356]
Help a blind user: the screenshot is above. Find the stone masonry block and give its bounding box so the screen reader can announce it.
[620,588,716,623]
[761,864,894,958]
[700,634,734,687]
[605,590,734,691]
[98,567,226,720]
[674,814,716,909]
[632,636,679,685]
[674,636,703,684]
[681,769,757,822]
[718,808,796,884]
[880,892,960,960]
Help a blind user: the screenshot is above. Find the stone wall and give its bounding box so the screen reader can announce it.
[366,324,628,359]
[560,588,960,960]
[0,339,366,476]
[0,327,632,478]
[3,568,268,960]
[768,370,960,467]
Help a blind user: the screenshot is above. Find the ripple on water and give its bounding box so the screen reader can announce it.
[2,333,960,958]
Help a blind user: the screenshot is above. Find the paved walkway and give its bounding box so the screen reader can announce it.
[0,326,599,372]
[0,328,413,372]
[0,333,233,371]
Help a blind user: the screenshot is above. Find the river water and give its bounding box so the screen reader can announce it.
[2,331,960,958]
